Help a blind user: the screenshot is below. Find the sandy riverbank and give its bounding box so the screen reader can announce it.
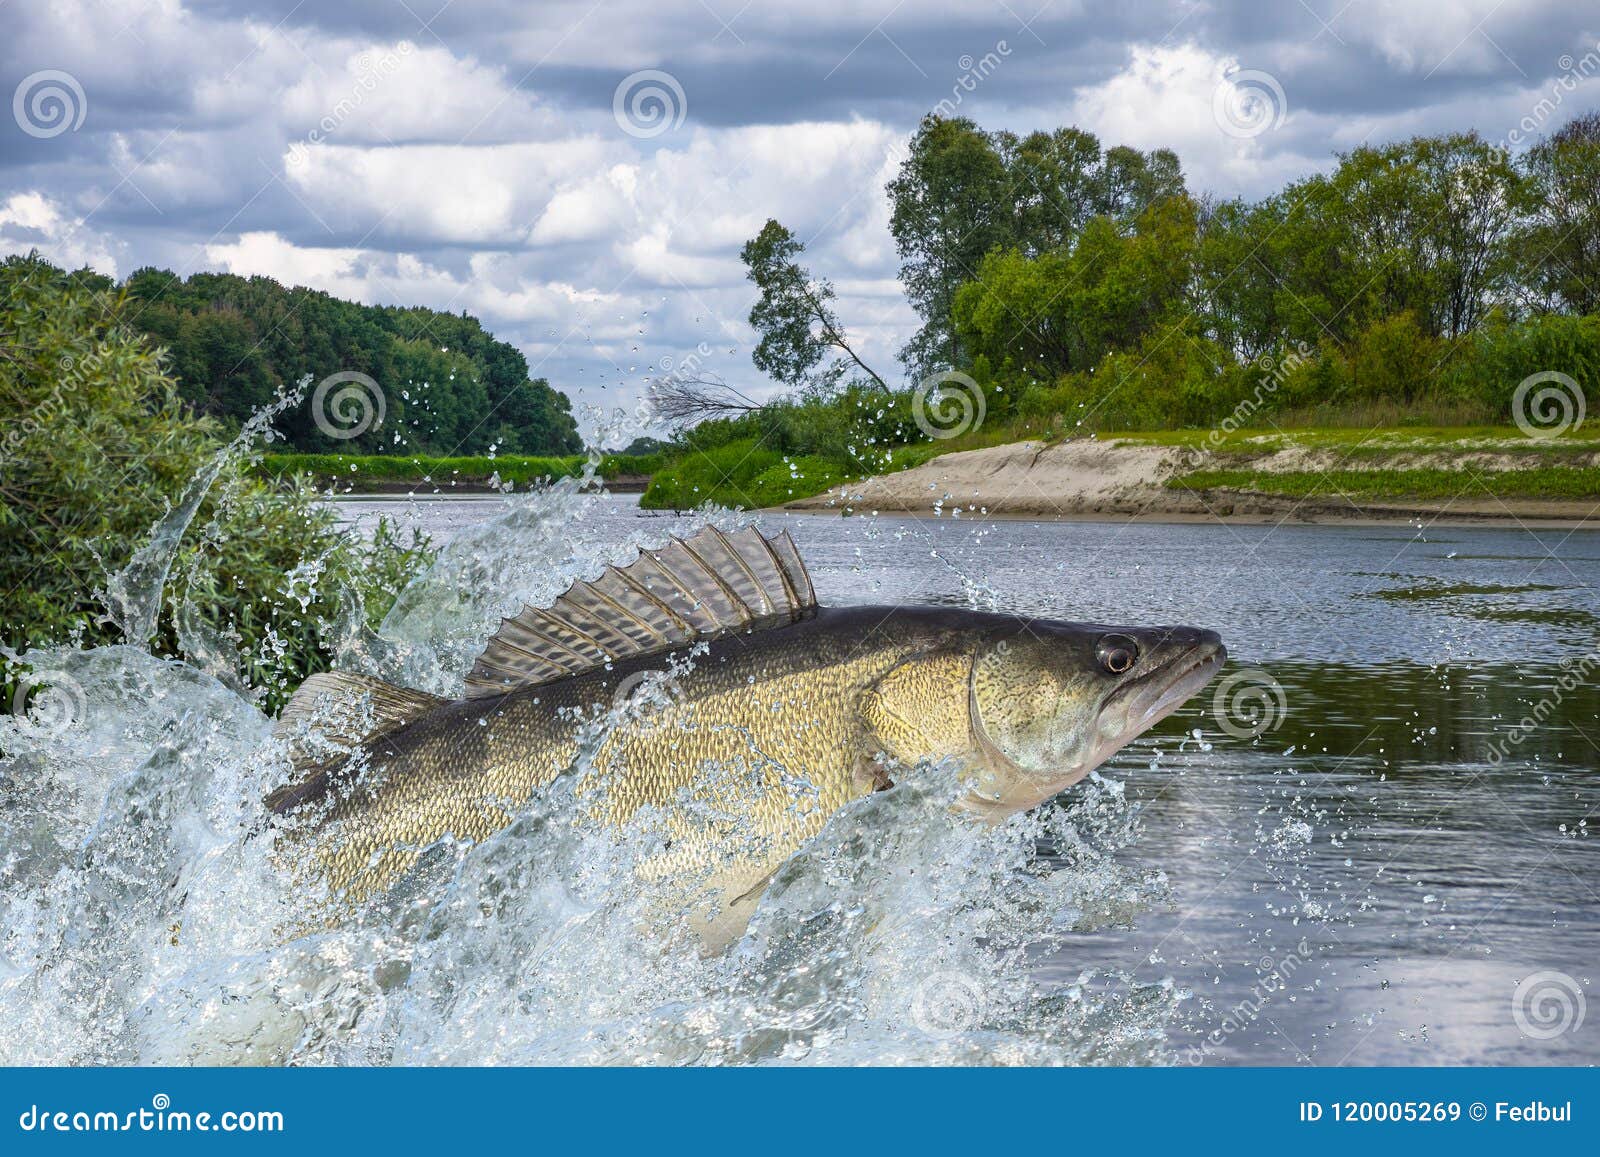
[778,438,1600,529]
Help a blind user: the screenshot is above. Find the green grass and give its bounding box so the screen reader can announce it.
[1169,466,1600,501]
[1112,424,1600,451]
[256,452,662,490]
[638,438,954,510]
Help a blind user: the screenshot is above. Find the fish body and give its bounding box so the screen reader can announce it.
[271,527,1224,946]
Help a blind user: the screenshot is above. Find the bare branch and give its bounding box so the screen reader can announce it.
[647,373,767,426]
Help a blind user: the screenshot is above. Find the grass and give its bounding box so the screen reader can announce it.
[1168,466,1600,501]
[1111,424,1600,451]
[257,451,662,490]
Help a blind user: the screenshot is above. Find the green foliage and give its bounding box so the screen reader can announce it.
[887,116,1186,375]
[119,265,581,456]
[1170,466,1600,501]
[1515,112,1600,315]
[0,254,434,712]
[640,439,783,509]
[952,196,1201,387]
[254,452,663,488]
[740,218,888,392]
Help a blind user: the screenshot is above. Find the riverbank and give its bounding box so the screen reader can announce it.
[256,452,659,494]
[778,427,1600,527]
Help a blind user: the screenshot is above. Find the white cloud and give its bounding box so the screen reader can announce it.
[1068,43,1323,197]
[0,192,122,275]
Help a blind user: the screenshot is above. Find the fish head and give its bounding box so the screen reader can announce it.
[963,619,1225,815]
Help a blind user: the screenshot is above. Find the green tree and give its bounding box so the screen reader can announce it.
[117,268,581,455]
[888,118,1188,377]
[952,195,1201,384]
[741,218,888,391]
[1516,112,1600,315]
[887,116,1016,376]
[0,255,431,711]
[1262,133,1525,344]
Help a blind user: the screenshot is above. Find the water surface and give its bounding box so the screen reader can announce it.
[336,494,1600,1065]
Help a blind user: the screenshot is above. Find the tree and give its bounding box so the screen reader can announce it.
[0,255,431,711]
[118,268,581,455]
[951,195,1201,384]
[1260,133,1525,344]
[888,116,1189,377]
[741,218,888,392]
[887,116,1016,376]
[1516,112,1600,315]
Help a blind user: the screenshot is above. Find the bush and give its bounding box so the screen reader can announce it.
[1447,312,1600,419]
[640,438,784,508]
[0,254,433,713]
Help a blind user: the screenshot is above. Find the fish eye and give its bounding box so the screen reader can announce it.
[1097,634,1139,675]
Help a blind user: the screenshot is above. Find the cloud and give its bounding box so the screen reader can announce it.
[0,191,121,274]
[3,0,1599,417]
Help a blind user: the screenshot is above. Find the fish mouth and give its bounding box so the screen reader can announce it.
[963,631,1226,818]
[1110,633,1227,734]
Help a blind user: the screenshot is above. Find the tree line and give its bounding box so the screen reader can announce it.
[65,266,582,456]
[706,113,1600,438]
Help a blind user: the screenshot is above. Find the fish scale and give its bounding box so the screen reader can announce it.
[268,526,1225,949]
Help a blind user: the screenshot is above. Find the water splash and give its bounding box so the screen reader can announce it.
[1,474,1179,1065]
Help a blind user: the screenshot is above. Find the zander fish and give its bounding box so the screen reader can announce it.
[269,524,1225,947]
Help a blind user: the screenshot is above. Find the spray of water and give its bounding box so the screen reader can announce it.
[1,452,1183,1065]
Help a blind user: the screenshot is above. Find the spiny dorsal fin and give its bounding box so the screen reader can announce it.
[464,524,817,699]
[268,671,447,813]
[273,671,444,766]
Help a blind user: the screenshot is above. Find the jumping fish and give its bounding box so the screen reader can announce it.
[269,524,1225,947]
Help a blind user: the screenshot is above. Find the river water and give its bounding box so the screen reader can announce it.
[334,492,1600,1065]
[2,486,1594,1065]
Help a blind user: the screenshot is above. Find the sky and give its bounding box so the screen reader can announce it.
[2,0,1598,440]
